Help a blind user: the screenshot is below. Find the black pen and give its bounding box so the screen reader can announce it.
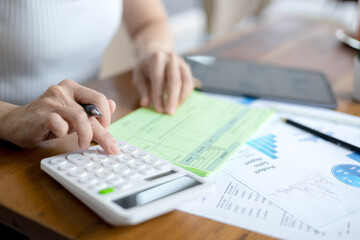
[82,104,103,117]
[282,118,360,153]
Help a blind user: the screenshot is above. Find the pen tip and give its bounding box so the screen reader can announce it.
[91,108,102,117]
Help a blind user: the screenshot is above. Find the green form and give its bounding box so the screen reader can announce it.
[109,91,273,176]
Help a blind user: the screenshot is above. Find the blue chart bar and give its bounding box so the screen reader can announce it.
[347,152,360,163]
[266,134,276,141]
[257,137,276,148]
[247,134,278,159]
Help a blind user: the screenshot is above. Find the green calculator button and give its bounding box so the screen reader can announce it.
[99,187,115,195]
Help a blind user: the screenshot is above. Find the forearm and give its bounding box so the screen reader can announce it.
[0,101,19,141]
[123,0,173,60]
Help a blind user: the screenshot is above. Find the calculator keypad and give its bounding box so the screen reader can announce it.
[45,143,173,196]
[59,163,76,171]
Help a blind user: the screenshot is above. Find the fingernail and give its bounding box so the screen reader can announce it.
[156,105,163,113]
[111,143,120,154]
[168,107,175,115]
[140,98,148,107]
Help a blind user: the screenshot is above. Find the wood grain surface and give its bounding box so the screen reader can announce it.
[0,17,358,240]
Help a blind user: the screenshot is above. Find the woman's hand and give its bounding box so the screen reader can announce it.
[123,0,195,114]
[0,79,119,154]
[133,51,194,115]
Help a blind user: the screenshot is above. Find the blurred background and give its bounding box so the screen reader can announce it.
[99,0,358,80]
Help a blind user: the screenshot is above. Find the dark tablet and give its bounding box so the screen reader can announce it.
[185,56,337,109]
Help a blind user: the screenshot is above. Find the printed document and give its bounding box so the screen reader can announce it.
[179,94,360,238]
[178,169,360,240]
[109,91,272,176]
[206,93,360,230]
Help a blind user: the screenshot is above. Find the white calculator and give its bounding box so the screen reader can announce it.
[41,141,213,225]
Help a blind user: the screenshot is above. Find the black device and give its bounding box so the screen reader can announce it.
[185,56,337,109]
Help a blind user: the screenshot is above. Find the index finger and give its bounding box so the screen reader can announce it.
[149,53,167,113]
[165,54,181,115]
[90,117,119,154]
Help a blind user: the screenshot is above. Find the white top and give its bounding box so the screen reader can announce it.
[0,0,122,105]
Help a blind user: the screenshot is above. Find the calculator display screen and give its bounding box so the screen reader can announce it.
[113,176,201,209]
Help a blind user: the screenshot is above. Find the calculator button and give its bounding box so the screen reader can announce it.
[98,187,115,195]
[58,163,76,171]
[49,157,66,165]
[118,155,134,164]
[68,169,86,177]
[108,152,124,159]
[78,175,97,184]
[116,182,132,190]
[96,170,114,179]
[67,154,92,166]
[89,181,107,191]
[133,151,149,160]
[122,146,137,154]
[123,171,140,180]
[67,153,85,161]
[117,141,128,148]
[144,157,160,165]
[82,150,98,157]
[112,165,130,174]
[98,149,109,156]
[106,176,124,185]
[91,155,108,163]
[102,159,119,168]
[140,167,155,175]
[86,164,103,172]
[155,163,170,170]
[129,161,145,170]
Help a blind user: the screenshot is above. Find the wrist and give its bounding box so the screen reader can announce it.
[135,42,173,63]
[132,22,174,62]
[0,102,19,141]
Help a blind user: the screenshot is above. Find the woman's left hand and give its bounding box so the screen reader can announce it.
[132,50,194,115]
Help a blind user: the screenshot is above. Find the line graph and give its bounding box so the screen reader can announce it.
[269,173,341,201]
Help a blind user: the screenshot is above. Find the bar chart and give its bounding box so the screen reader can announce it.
[246,134,278,159]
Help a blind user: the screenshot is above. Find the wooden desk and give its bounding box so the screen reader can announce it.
[0,17,358,240]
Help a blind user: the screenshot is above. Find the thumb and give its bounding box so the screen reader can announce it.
[108,99,116,114]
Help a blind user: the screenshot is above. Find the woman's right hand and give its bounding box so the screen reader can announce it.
[0,79,120,154]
